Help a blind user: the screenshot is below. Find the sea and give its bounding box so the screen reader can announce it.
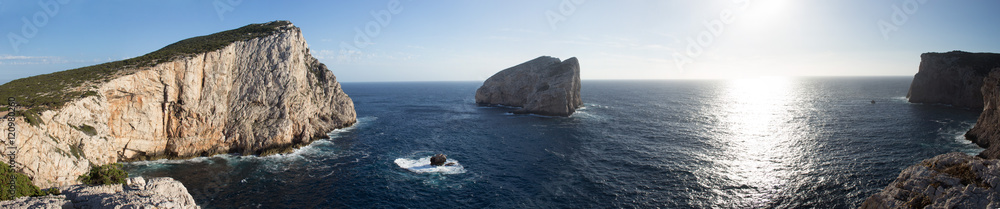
[123,77,984,208]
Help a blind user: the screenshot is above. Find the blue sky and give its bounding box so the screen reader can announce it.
[1,0,999,82]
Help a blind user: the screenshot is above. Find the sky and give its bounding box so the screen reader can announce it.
[1,0,999,82]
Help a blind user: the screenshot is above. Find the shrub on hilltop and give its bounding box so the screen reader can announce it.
[78,163,128,185]
[0,161,56,200]
[0,20,292,114]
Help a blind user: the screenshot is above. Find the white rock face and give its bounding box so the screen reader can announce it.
[860,152,1000,209]
[0,22,356,188]
[475,56,582,116]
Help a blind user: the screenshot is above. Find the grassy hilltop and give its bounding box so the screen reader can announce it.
[0,21,293,117]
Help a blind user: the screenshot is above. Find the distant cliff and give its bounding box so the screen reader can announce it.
[0,21,356,188]
[907,51,1000,109]
[475,56,582,116]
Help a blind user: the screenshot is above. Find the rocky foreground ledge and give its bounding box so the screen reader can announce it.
[861,152,1000,209]
[0,177,198,209]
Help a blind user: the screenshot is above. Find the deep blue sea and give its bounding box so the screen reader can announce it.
[124,77,984,208]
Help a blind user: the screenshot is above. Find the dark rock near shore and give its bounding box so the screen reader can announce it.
[475,56,583,117]
[430,154,447,166]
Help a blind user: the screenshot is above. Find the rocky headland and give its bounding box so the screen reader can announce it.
[906,51,1000,109]
[0,20,356,190]
[475,56,583,116]
[864,51,1000,208]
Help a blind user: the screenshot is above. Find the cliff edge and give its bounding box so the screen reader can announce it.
[907,51,1000,109]
[475,56,583,116]
[0,20,356,188]
[0,177,199,209]
[966,68,1000,159]
[860,152,1000,209]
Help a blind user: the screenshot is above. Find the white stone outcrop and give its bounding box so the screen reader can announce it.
[475,56,582,116]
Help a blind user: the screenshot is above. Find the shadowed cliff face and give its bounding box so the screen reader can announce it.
[966,68,1000,159]
[0,22,356,188]
[475,56,583,116]
[907,51,1000,110]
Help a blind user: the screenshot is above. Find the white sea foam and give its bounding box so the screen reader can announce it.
[394,156,466,174]
[128,116,373,169]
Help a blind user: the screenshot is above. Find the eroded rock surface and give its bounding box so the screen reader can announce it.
[860,152,1000,209]
[475,56,582,116]
[0,177,197,209]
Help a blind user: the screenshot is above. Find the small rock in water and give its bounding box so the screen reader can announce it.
[430,154,447,166]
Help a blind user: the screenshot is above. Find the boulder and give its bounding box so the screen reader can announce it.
[475,56,583,116]
[430,154,447,166]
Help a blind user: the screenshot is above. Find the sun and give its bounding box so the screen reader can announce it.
[742,0,795,26]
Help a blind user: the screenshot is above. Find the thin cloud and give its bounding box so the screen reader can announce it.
[0,55,54,60]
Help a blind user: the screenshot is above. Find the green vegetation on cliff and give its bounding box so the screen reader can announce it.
[0,161,58,200]
[0,20,293,112]
[78,163,128,185]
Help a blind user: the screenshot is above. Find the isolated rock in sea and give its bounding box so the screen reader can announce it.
[0,20,356,188]
[475,56,583,116]
[0,177,198,209]
[907,51,1000,109]
[860,152,1000,209]
[966,68,1000,159]
[430,154,446,166]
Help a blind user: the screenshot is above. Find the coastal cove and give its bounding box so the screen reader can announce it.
[125,78,982,208]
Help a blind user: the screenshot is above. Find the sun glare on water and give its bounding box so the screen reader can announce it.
[703,76,816,207]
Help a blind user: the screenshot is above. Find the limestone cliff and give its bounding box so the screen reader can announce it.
[906,51,1000,109]
[475,56,583,116]
[860,152,1000,209]
[0,21,356,188]
[966,68,1000,159]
